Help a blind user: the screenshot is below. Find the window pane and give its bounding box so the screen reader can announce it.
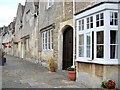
[100,20,104,26]
[110,19,113,25]
[115,19,118,25]
[86,46,90,58]
[48,31,50,49]
[79,20,81,25]
[79,35,84,45]
[86,33,91,58]
[110,45,118,59]
[90,17,93,22]
[87,24,89,29]
[90,23,93,28]
[82,19,84,24]
[87,33,90,45]
[110,31,118,44]
[100,13,103,19]
[97,31,104,44]
[79,34,84,57]
[87,18,89,23]
[79,46,84,57]
[114,12,118,18]
[96,14,99,20]
[51,30,53,49]
[97,45,104,58]
[79,26,81,31]
[96,21,99,27]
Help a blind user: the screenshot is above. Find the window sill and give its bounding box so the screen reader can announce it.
[75,59,119,65]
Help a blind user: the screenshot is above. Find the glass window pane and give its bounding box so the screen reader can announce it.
[86,46,90,58]
[96,21,99,27]
[97,45,104,58]
[79,46,84,57]
[90,23,93,28]
[110,19,113,25]
[97,31,104,44]
[110,31,118,44]
[79,35,84,45]
[110,45,118,59]
[87,33,91,45]
[82,19,84,24]
[100,13,103,19]
[79,26,81,31]
[87,24,89,29]
[96,14,99,20]
[100,20,104,26]
[90,16,93,22]
[115,19,118,25]
[114,12,118,18]
[82,25,84,30]
[79,20,81,25]
[87,18,89,23]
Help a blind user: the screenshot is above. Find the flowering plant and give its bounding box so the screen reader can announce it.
[101,79,116,89]
[67,66,76,71]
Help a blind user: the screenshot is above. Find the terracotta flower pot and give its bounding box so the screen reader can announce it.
[50,67,56,72]
[68,71,76,81]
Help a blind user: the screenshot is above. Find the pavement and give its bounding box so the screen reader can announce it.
[2,55,89,88]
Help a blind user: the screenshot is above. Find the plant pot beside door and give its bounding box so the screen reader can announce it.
[67,66,76,81]
[49,57,57,72]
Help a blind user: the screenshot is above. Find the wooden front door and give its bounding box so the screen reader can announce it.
[63,27,73,70]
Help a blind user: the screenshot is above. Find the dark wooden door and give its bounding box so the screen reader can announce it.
[63,27,73,70]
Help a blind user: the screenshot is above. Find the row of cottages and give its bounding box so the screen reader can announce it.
[0,20,16,55]
[13,0,119,88]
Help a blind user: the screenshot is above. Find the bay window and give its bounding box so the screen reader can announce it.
[76,10,118,64]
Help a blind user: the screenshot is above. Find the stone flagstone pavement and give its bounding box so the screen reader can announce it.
[2,55,89,88]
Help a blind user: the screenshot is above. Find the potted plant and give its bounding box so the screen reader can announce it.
[49,57,57,72]
[101,79,116,89]
[67,66,76,81]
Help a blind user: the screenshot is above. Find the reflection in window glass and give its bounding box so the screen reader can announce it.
[110,12,118,25]
[110,30,118,59]
[97,31,104,58]
[96,13,104,27]
[86,33,91,58]
[79,35,84,57]
[79,19,84,31]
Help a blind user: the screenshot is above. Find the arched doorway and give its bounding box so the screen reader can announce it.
[62,27,73,70]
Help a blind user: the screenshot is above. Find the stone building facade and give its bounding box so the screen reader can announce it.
[74,1,119,88]
[38,1,76,70]
[2,0,119,88]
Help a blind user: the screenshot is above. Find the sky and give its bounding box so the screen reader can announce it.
[0,0,25,27]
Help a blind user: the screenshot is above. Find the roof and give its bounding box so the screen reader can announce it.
[74,1,119,16]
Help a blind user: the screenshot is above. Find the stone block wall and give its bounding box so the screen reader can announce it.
[76,62,119,88]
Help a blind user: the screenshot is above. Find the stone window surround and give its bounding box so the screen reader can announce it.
[41,24,55,51]
[75,2,118,65]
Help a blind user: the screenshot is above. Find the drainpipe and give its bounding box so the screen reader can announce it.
[72,0,76,67]
[37,0,40,64]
